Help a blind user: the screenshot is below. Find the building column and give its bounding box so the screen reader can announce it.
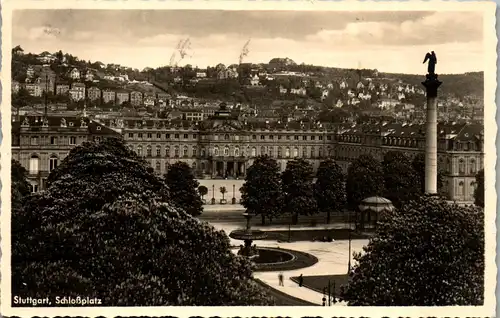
[223,161,227,178]
[422,74,442,194]
[232,161,237,177]
[212,161,216,178]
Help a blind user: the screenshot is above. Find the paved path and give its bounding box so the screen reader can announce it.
[213,223,369,305]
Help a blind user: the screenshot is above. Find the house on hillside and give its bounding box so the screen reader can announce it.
[56,84,70,95]
[69,68,81,80]
[102,89,116,104]
[26,66,36,79]
[87,87,102,101]
[130,91,143,106]
[25,83,42,97]
[249,74,260,86]
[12,81,21,94]
[69,82,85,101]
[37,52,56,64]
[196,72,207,78]
[116,91,130,105]
[291,87,306,96]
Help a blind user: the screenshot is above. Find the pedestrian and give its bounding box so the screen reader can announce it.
[298,274,303,287]
[278,272,284,286]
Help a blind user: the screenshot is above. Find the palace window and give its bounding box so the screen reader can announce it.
[269,135,274,140]
[156,161,161,171]
[30,136,39,146]
[165,162,169,172]
[260,146,265,155]
[285,147,290,158]
[251,147,256,157]
[295,136,299,140]
[252,135,257,140]
[174,134,179,139]
[70,137,76,145]
[138,133,143,138]
[201,148,206,157]
[318,148,323,158]
[470,159,476,174]
[193,134,197,139]
[147,133,152,139]
[269,147,274,157]
[318,136,323,141]
[129,133,134,138]
[302,136,306,141]
[278,147,282,158]
[146,146,152,157]
[214,147,219,156]
[166,134,171,139]
[29,155,39,174]
[234,147,240,157]
[293,147,298,157]
[459,159,465,175]
[49,155,58,172]
[137,146,143,156]
[166,146,170,157]
[174,146,180,157]
[156,145,161,157]
[192,147,197,157]
[302,147,307,157]
[311,136,316,141]
[157,133,161,139]
[224,147,229,156]
[327,136,331,141]
[310,147,315,158]
[183,146,188,157]
[278,135,282,140]
[31,183,39,193]
[260,135,265,140]
[458,181,465,196]
[286,136,291,140]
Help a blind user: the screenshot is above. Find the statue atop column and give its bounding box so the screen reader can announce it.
[423,51,438,79]
[422,51,441,97]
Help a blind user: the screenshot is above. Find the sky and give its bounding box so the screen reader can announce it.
[12,10,484,75]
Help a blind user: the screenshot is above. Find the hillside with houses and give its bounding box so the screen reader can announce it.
[11,46,484,124]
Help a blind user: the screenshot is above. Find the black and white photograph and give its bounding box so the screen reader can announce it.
[1,1,497,316]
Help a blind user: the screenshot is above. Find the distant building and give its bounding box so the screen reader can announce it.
[25,83,42,97]
[196,72,207,78]
[87,87,102,101]
[69,68,81,80]
[102,89,116,104]
[116,91,130,105]
[56,84,70,95]
[130,91,143,106]
[12,81,21,94]
[69,82,85,101]
[26,66,35,79]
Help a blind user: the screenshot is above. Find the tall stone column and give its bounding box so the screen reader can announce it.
[422,74,442,194]
[223,161,227,177]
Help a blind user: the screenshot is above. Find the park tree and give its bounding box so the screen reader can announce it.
[341,196,484,306]
[314,159,346,224]
[241,155,283,225]
[198,185,208,201]
[11,159,31,212]
[281,158,317,224]
[411,153,445,195]
[165,162,203,216]
[12,138,272,306]
[382,151,421,208]
[346,154,385,209]
[474,169,484,208]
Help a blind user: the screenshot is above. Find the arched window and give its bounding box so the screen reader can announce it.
[293,147,298,157]
[146,145,152,157]
[224,134,230,140]
[192,162,197,170]
[201,162,205,171]
[165,146,170,157]
[260,146,266,156]
[156,145,161,157]
[458,181,465,196]
[458,159,465,175]
[224,147,229,156]
[29,155,39,174]
[310,147,315,158]
[155,161,161,171]
[174,146,179,157]
[183,146,188,157]
[277,147,282,158]
[234,147,240,157]
[49,155,58,172]
[201,148,206,157]
[137,145,143,156]
[214,147,219,156]
[268,147,274,157]
[470,159,476,174]
[302,147,307,157]
[251,147,256,157]
[318,147,323,158]
[285,147,290,158]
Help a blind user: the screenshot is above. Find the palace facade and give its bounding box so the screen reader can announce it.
[12,104,484,204]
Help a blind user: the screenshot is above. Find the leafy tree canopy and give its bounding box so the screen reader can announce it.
[12,138,271,305]
[314,159,346,223]
[341,196,484,306]
[165,162,203,216]
[11,159,31,211]
[346,154,385,208]
[241,155,283,225]
[282,158,317,223]
[382,151,421,208]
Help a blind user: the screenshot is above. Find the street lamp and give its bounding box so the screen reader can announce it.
[347,210,352,274]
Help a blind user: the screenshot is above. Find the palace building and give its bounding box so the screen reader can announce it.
[12,104,484,204]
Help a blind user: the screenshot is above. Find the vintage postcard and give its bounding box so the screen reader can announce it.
[0,0,497,317]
